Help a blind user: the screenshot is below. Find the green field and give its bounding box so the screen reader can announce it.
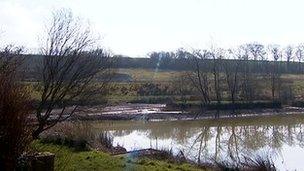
[27,68,304,105]
[115,68,185,82]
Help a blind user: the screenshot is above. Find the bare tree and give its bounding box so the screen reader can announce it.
[33,9,113,139]
[188,50,211,114]
[241,43,266,101]
[245,43,266,61]
[268,45,282,103]
[223,48,242,114]
[284,45,294,72]
[210,48,224,118]
[239,45,255,102]
[295,44,304,73]
[172,72,190,112]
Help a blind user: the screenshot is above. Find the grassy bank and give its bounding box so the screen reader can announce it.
[30,141,204,171]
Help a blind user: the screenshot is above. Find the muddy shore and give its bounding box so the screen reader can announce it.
[69,103,304,121]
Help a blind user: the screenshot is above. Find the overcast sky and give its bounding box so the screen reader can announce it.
[1,0,304,56]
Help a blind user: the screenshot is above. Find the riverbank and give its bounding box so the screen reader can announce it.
[70,103,304,121]
[31,140,205,171]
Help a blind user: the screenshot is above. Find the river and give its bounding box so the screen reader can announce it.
[91,114,304,170]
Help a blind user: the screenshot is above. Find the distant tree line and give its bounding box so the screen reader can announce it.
[23,43,304,78]
[114,44,304,75]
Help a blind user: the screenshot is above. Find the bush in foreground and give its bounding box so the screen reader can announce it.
[0,47,32,170]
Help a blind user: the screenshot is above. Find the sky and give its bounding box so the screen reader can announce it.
[1,0,304,57]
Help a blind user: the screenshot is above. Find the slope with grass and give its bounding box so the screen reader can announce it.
[31,141,204,171]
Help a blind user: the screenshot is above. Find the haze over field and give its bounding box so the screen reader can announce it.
[1,0,304,56]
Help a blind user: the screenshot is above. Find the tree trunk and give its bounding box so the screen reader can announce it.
[32,125,44,139]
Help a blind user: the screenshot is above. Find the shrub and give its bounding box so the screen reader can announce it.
[241,155,276,171]
[292,101,304,107]
[40,121,94,151]
[137,83,171,96]
[97,132,113,149]
[214,155,276,171]
[279,84,294,104]
[0,47,32,170]
[142,148,187,164]
[40,121,116,152]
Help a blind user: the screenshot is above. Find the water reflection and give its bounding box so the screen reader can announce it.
[92,115,304,170]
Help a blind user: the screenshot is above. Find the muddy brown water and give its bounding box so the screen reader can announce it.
[89,114,304,170]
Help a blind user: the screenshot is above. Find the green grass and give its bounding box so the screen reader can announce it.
[116,68,184,82]
[25,68,304,105]
[30,141,204,171]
